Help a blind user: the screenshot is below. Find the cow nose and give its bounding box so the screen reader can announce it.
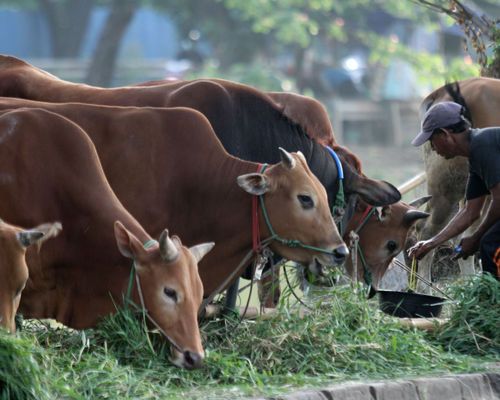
[332,244,349,264]
[183,350,204,370]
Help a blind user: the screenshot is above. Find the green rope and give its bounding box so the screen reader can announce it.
[354,207,375,234]
[331,179,345,234]
[258,189,335,255]
[357,243,372,286]
[143,239,158,249]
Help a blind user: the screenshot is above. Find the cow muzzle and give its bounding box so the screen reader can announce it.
[308,244,349,275]
[171,349,204,370]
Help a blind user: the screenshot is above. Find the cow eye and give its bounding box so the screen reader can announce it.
[163,287,177,302]
[298,194,314,209]
[387,241,398,253]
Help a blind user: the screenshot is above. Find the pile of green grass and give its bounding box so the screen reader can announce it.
[436,273,500,356]
[0,277,498,399]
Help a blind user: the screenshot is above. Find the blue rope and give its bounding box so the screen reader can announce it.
[325,146,343,179]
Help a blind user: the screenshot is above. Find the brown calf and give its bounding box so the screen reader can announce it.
[0,220,61,332]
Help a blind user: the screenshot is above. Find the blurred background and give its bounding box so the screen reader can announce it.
[0,0,498,191]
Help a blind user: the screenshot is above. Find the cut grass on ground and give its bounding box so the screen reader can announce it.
[0,274,498,400]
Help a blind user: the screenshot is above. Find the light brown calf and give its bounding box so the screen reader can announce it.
[0,220,61,332]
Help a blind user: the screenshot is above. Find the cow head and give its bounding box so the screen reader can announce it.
[344,197,430,289]
[237,148,348,274]
[114,221,214,370]
[0,220,61,333]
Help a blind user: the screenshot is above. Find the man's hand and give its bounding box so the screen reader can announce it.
[457,234,480,259]
[407,239,436,260]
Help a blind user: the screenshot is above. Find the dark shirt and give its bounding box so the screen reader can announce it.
[466,127,500,200]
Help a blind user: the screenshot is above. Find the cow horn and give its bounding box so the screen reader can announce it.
[408,195,432,209]
[189,242,215,263]
[159,229,179,263]
[279,147,296,170]
[403,210,430,227]
[17,230,45,248]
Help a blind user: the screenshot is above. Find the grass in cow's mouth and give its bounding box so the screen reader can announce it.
[0,275,498,399]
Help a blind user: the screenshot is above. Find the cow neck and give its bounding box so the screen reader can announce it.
[198,161,273,311]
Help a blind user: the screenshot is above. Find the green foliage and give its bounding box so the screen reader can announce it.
[186,61,294,91]
[437,274,500,356]
[0,329,47,400]
[361,30,480,86]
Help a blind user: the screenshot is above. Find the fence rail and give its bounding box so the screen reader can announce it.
[397,171,426,195]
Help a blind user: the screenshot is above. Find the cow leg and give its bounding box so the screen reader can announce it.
[14,314,23,331]
[223,280,240,315]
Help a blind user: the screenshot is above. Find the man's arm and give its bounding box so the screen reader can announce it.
[408,194,486,260]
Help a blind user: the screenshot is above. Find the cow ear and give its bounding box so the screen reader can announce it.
[114,221,143,260]
[279,147,296,170]
[189,242,215,264]
[237,173,270,195]
[17,230,45,248]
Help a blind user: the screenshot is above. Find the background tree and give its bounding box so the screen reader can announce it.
[86,0,138,86]
[220,0,498,91]
[412,0,500,77]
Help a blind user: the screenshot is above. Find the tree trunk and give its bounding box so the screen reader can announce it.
[86,0,138,87]
[39,0,94,58]
[481,53,500,78]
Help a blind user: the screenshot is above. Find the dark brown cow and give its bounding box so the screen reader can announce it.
[0,98,347,296]
[0,108,214,369]
[0,219,61,332]
[413,77,500,289]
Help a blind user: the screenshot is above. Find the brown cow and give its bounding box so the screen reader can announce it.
[0,108,214,369]
[0,219,61,332]
[0,98,347,297]
[413,77,500,290]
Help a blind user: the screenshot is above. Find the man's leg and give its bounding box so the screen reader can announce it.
[479,220,500,278]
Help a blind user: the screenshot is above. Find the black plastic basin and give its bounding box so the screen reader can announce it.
[378,290,444,318]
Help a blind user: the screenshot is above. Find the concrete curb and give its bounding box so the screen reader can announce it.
[251,372,500,400]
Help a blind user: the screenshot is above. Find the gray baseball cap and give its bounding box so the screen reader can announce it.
[411,101,463,146]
